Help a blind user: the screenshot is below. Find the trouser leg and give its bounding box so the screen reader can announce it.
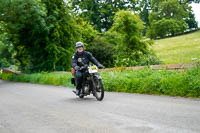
[75,71,82,90]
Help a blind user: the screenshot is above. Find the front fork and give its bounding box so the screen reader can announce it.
[90,73,102,95]
[90,74,97,96]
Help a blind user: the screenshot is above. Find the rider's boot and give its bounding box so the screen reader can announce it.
[73,89,80,95]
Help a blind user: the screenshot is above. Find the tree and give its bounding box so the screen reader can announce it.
[41,0,79,71]
[110,10,146,52]
[185,11,198,30]
[147,0,188,39]
[75,17,98,46]
[0,20,15,68]
[138,0,151,26]
[86,36,116,67]
[186,0,200,3]
[178,0,199,30]
[0,0,80,72]
[69,0,139,31]
[109,10,151,66]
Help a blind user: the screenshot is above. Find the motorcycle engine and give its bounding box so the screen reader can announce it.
[84,84,90,94]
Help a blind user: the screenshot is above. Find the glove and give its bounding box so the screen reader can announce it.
[80,64,88,71]
[98,64,104,69]
[74,66,80,71]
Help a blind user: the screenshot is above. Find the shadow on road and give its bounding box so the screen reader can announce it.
[65,97,98,103]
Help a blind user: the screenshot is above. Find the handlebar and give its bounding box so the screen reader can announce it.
[80,65,88,71]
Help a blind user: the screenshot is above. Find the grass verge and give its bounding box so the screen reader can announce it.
[0,66,200,98]
[0,72,74,88]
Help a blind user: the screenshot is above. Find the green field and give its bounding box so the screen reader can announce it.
[153,30,200,64]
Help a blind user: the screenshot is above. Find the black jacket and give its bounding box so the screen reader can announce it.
[72,51,99,68]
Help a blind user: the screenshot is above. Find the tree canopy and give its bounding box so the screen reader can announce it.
[0,0,198,71]
[0,0,80,72]
[69,0,139,31]
[147,0,189,38]
[109,10,152,66]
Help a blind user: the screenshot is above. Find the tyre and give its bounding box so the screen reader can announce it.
[79,90,84,99]
[93,77,104,101]
[79,95,84,99]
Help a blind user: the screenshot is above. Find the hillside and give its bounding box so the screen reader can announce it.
[153,30,200,64]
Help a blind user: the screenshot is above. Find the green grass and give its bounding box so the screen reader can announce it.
[0,72,74,88]
[1,66,200,98]
[101,66,200,97]
[153,30,200,64]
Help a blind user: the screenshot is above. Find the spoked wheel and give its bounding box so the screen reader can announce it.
[93,76,104,101]
[79,95,84,99]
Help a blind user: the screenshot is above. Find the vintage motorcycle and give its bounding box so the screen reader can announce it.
[71,65,104,101]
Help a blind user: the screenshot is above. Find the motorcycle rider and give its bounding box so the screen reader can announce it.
[72,42,104,95]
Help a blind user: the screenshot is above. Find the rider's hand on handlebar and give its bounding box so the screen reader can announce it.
[98,64,104,69]
[80,64,88,71]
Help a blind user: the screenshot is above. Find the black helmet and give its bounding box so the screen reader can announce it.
[75,42,84,48]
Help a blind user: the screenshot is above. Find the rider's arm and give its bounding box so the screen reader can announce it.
[72,54,78,68]
[87,52,99,66]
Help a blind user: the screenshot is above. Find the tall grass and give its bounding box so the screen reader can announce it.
[0,72,74,88]
[0,66,200,97]
[102,66,200,97]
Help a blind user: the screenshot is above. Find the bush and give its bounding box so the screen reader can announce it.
[114,49,161,67]
[101,66,200,97]
[87,36,116,68]
[107,10,156,66]
[147,18,187,39]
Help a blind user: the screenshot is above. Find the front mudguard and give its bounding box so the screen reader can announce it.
[94,73,102,79]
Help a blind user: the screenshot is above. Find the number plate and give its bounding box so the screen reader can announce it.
[89,66,98,73]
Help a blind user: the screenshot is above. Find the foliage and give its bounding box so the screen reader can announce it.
[137,0,151,27]
[0,0,79,72]
[101,66,200,97]
[75,17,98,46]
[147,18,187,39]
[109,10,154,66]
[0,0,198,71]
[147,0,189,39]
[0,22,14,68]
[186,0,200,3]
[42,0,80,72]
[113,49,161,67]
[179,0,198,31]
[86,36,116,67]
[0,72,74,87]
[1,66,200,98]
[185,11,198,30]
[69,0,139,31]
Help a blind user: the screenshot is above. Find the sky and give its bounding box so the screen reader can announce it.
[191,3,200,27]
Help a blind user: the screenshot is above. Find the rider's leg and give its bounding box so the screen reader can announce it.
[74,71,83,95]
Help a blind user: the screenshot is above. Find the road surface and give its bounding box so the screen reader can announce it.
[0,80,200,133]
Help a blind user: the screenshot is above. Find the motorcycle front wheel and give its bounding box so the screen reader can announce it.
[79,95,84,99]
[79,89,84,99]
[93,76,104,101]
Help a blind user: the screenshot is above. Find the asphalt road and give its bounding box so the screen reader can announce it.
[0,80,200,133]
